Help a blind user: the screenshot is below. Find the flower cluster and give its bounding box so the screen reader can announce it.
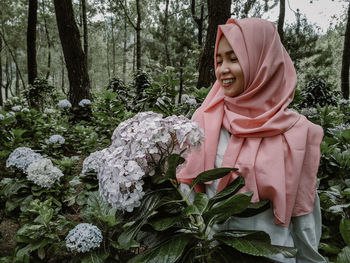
[0,114,4,120]
[181,94,197,106]
[81,150,105,176]
[58,99,72,109]
[21,107,30,113]
[65,223,103,253]
[26,158,64,188]
[6,112,15,118]
[48,134,65,144]
[301,107,318,118]
[44,108,56,114]
[78,99,91,107]
[6,147,43,171]
[98,111,204,212]
[11,105,22,112]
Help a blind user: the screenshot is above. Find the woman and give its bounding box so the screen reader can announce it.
[177,18,326,263]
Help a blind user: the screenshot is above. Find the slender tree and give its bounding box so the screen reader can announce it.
[82,0,89,69]
[196,0,231,89]
[164,0,171,66]
[191,0,205,47]
[341,2,350,99]
[53,0,91,106]
[277,0,285,44]
[27,0,38,86]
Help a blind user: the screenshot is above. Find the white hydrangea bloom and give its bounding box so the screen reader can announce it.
[99,111,204,212]
[58,99,72,109]
[11,105,22,112]
[6,112,15,118]
[48,134,65,144]
[21,107,30,113]
[26,158,63,188]
[44,108,56,114]
[65,223,103,253]
[78,99,91,107]
[6,147,43,171]
[81,150,105,175]
[181,94,197,106]
[329,123,350,135]
[301,107,318,117]
[0,114,4,120]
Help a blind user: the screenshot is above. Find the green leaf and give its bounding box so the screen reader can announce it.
[149,216,181,231]
[118,193,162,249]
[81,251,109,263]
[165,154,185,180]
[234,200,270,217]
[204,192,253,224]
[182,205,200,216]
[127,235,192,263]
[337,246,350,263]
[193,193,209,214]
[340,218,350,246]
[190,168,238,188]
[15,239,48,258]
[208,176,245,207]
[215,230,296,258]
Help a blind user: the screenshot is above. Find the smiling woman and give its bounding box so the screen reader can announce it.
[177,17,326,263]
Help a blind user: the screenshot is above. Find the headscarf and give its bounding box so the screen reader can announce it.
[176,18,323,226]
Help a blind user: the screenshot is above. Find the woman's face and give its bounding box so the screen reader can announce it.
[215,36,245,97]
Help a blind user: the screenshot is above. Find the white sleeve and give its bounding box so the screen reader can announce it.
[290,194,326,263]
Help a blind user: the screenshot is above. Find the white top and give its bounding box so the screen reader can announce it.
[180,127,326,263]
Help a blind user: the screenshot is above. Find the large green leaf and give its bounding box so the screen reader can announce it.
[166,154,185,180]
[234,200,270,217]
[81,251,109,263]
[127,235,192,263]
[149,216,181,231]
[208,176,245,207]
[204,192,253,224]
[190,168,237,188]
[337,246,350,263]
[215,230,296,258]
[118,192,162,249]
[340,218,350,246]
[193,193,209,214]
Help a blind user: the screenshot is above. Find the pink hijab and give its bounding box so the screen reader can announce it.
[177,18,323,226]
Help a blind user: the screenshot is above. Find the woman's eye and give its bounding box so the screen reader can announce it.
[217,61,223,65]
[231,57,238,62]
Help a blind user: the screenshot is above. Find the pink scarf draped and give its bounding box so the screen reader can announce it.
[176,18,323,226]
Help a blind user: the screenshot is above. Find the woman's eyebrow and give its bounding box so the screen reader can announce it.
[216,50,235,57]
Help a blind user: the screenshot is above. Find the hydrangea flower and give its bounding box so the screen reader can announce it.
[181,94,197,106]
[26,158,63,188]
[78,99,91,107]
[98,111,204,212]
[48,134,65,144]
[11,105,22,111]
[6,112,15,118]
[21,107,30,113]
[81,150,105,176]
[6,147,43,171]
[301,107,317,117]
[65,223,103,253]
[44,108,56,114]
[0,114,4,120]
[58,99,72,109]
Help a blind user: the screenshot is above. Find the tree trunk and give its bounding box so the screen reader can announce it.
[123,0,127,82]
[164,0,171,66]
[82,0,88,70]
[136,0,141,70]
[27,0,38,85]
[191,0,205,47]
[278,0,285,44]
[341,2,350,100]
[111,17,116,75]
[53,0,91,106]
[197,0,231,89]
[44,16,51,80]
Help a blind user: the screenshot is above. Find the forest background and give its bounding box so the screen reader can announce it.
[0,0,350,262]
